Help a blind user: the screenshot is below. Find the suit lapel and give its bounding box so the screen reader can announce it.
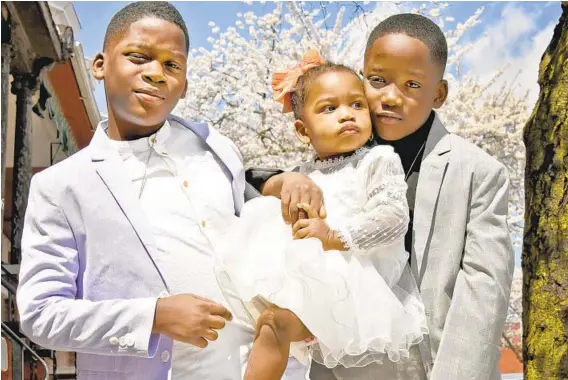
[205,130,246,213]
[412,115,451,285]
[168,115,245,215]
[89,127,169,289]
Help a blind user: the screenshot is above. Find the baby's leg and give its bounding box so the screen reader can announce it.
[244,305,312,380]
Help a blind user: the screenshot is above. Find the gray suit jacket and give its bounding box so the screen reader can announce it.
[309,115,515,380]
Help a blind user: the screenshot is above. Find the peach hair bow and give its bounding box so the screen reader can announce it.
[272,50,327,113]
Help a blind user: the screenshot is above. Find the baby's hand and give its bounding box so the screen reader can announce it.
[292,204,347,251]
[261,173,326,224]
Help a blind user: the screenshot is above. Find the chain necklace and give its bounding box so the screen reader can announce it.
[404,141,426,182]
[138,135,157,199]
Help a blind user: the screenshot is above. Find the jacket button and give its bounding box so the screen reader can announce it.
[124,333,135,347]
[109,337,119,345]
[161,350,170,362]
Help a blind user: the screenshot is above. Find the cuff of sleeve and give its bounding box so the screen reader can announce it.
[334,226,355,252]
[134,297,161,358]
[245,168,284,192]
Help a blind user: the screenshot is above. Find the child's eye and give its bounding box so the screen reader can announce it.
[321,105,336,113]
[368,76,386,88]
[352,101,364,109]
[407,81,422,89]
[127,53,148,61]
[166,62,181,70]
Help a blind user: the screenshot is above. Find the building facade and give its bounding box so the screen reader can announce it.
[1,2,99,379]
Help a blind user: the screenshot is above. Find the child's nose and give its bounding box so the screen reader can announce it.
[338,107,355,122]
[379,84,403,107]
[142,61,167,84]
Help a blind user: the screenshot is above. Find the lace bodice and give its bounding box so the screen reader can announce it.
[299,145,409,255]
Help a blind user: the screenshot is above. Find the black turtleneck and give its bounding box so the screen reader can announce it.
[375,111,435,255]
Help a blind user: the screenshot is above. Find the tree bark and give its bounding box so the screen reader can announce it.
[522,3,568,380]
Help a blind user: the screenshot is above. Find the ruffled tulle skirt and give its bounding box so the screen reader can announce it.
[214,196,428,369]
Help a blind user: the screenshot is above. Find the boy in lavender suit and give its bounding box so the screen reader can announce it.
[17,3,311,379]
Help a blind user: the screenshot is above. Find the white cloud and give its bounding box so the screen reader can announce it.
[461,3,555,107]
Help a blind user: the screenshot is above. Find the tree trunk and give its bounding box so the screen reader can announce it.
[522,3,568,380]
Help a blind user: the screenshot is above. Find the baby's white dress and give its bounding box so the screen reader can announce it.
[215,145,428,369]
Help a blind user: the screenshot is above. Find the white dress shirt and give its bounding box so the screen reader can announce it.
[109,120,254,379]
[108,120,308,380]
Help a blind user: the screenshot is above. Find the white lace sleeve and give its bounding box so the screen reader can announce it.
[334,146,409,254]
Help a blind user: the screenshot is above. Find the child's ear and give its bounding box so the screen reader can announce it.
[294,119,311,145]
[433,79,448,109]
[91,52,105,81]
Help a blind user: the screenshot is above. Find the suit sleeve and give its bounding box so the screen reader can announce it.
[430,162,514,380]
[17,175,162,357]
[245,167,284,193]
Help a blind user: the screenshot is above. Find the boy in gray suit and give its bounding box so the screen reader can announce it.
[255,13,514,380]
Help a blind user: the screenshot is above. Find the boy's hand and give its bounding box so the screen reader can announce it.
[292,204,347,251]
[152,294,233,348]
[261,172,326,224]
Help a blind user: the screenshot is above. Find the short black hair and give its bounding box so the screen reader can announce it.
[103,2,189,53]
[291,63,360,120]
[365,13,447,71]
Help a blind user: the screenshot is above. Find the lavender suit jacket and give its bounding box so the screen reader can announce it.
[16,115,247,379]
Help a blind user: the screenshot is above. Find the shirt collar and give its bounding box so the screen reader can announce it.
[99,119,174,155]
